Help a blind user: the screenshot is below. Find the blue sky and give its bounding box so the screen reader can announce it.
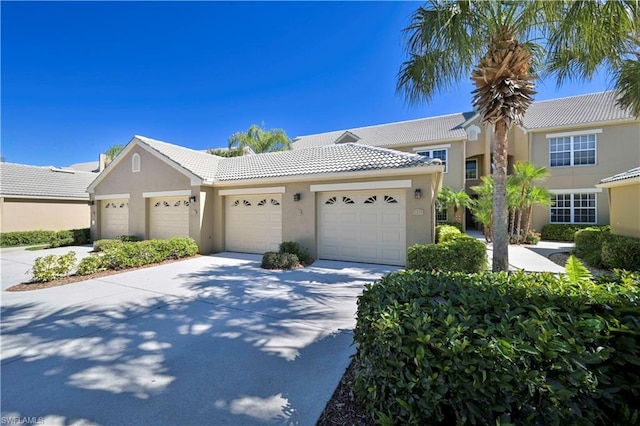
[2,1,610,167]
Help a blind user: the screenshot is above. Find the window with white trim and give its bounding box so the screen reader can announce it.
[418,149,447,172]
[550,193,597,224]
[435,202,448,222]
[549,134,596,167]
[132,153,141,172]
[465,159,478,180]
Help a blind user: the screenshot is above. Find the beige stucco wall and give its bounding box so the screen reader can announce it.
[91,146,194,241]
[607,182,640,238]
[393,140,465,192]
[210,172,440,261]
[0,198,90,232]
[528,122,640,231]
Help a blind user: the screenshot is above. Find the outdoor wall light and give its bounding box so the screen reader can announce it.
[89,200,95,206]
[189,195,197,203]
[293,193,301,202]
[414,189,422,199]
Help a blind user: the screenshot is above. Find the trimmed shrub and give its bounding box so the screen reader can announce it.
[49,230,74,248]
[354,270,640,425]
[261,251,300,269]
[602,234,640,271]
[278,241,313,265]
[76,255,107,276]
[441,221,464,232]
[435,224,462,244]
[541,224,609,242]
[117,235,142,242]
[93,239,124,252]
[71,228,91,245]
[0,228,90,248]
[100,237,198,270]
[30,251,77,282]
[574,227,612,269]
[407,236,487,273]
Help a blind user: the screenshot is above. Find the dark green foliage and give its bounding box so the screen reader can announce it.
[100,237,198,270]
[261,251,300,269]
[541,224,609,242]
[0,228,90,248]
[117,235,142,242]
[407,237,487,273]
[278,241,313,265]
[76,256,107,276]
[354,270,640,425]
[435,224,462,243]
[442,221,464,232]
[601,234,640,271]
[574,227,612,269]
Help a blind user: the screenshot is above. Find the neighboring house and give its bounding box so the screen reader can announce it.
[87,136,444,266]
[0,162,97,232]
[596,167,640,238]
[293,91,640,233]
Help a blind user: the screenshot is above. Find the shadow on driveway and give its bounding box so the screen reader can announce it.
[1,253,397,425]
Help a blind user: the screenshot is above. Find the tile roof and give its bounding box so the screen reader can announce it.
[522,91,634,130]
[292,113,474,150]
[134,135,222,181]
[215,143,441,181]
[600,167,640,184]
[0,162,97,199]
[64,161,100,173]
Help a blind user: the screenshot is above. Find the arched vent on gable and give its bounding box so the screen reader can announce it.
[132,153,141,172]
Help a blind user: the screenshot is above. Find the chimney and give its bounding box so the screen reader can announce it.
[99,153,108,172]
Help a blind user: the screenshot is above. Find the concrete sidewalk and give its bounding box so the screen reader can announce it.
[467,230,573,273]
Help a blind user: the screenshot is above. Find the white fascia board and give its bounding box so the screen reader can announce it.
[546,129,603,138]
[548,188,603,194]
[310,179,412,192]
[596,176,640,189]
[2,195,89,201]
[525,118,637,135]
[211,165,444,188]
[143,190,192,198]
[219,186,286,196]
[412,144,452,152]
[94,193,131,200]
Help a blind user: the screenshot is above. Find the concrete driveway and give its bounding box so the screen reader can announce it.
[1,251,397,425]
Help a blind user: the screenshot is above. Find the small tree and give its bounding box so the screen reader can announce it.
[103,144,124,165]
[437,187,472,224]
[228,123,291,153]
[206,148,244,157]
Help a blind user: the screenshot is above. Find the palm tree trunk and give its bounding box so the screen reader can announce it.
[492,120,510,271]
[509,208,516,241]
[523,205,533,242]
[515,208,523,244]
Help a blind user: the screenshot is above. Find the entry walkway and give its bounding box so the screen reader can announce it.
[466,230,572,273]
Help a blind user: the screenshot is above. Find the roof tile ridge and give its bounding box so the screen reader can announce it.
[531,90,615,105]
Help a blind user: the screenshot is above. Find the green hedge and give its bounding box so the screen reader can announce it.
[354,270,640,425]
[541,224,609,242]
[407,237,487,273]
[1,228,90,248]
[101,237,199,270]
[574,227,613,269]
[435,224,462,243]
[261,252,300,269]
[602,234,640,271]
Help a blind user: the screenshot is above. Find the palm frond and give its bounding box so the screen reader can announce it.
[564,255,593,284]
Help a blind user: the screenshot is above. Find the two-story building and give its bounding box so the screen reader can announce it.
[292,91,640,233]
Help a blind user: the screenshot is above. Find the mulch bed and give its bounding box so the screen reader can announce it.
[317,358,374,426]
[6,255,201,292]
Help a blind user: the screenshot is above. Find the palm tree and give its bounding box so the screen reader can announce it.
[397,0,637,271]
[103,144,124,165]
[520,185,552,242]
[437,187,471,223]
[510,162,549,243]
[206,147,244,157]
[546,1,640,117]
[470,176,494,242]
[228,123,291,153]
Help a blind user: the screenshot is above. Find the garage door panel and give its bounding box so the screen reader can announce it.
[149,197,190,240]
[319,190,406,266]
[225,194,282,254]
[101,199,129,239]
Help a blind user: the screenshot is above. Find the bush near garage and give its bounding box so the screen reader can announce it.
[278,241,313,265]
[353,269,640,426]
[30,251,77,282]
[407,236,486,273]
[540,224,609,242]
[76,255,108,276]
[101,237,199,270]
[435,224,463,243]
[261,241,313,270]
[0,228,90,248]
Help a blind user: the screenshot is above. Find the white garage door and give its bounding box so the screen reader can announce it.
[149,197,190,239]
[319,190,406,265]
[225,194,282,254]
[101,199,129,239]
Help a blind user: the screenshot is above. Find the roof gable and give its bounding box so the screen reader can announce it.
[334,131,361,144]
